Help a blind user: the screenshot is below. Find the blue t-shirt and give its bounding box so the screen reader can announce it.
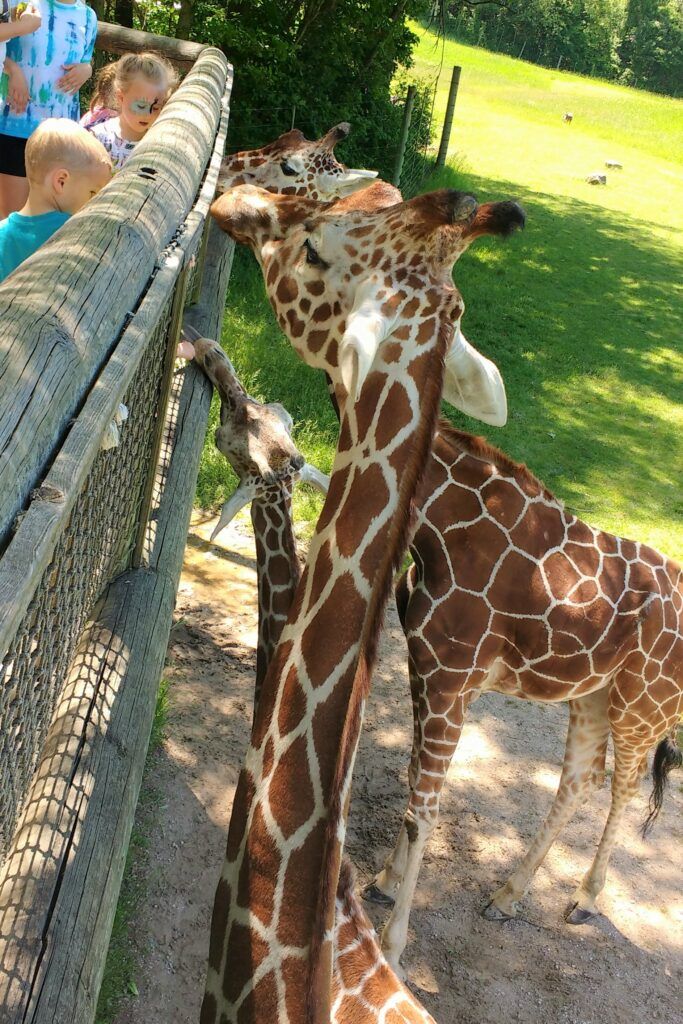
[0,209,70,280]
[0,0,97,140]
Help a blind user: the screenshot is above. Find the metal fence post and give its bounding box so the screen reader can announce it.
[392,85,417,188]
[435,65,461,168]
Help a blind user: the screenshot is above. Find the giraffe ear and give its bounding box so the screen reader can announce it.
[339,307,390,403]
[442,323,508,427]
[210,480,258,542]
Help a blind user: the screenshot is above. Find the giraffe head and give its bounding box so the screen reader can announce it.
[211,185,525,415]
[182,324,329,539]
[216,122,378,200]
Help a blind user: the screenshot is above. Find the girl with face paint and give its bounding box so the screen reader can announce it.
[82,51,178,170]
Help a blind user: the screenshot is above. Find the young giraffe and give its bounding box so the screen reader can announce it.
[182,324,328,700]
[187,326,437,1024]
[217,121,378,200]
[364,423,683,967]
[201,184,522,1024]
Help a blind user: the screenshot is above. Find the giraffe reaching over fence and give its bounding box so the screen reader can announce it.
[217,121,378,200]
[182,324,328,701]
[186,329,436,1024]
[362,423,683,967]
[202,184,522,1023]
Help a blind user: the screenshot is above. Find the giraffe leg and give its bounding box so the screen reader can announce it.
[485,687,610,921]
[363,657,424,908]
[378,685,471,970]
[564,702,681,925]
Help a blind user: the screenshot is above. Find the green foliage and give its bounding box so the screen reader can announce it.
[440,0,681,95]
[130,0,431,175]
[618,0,683,94]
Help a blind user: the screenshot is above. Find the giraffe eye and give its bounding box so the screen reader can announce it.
[304,238,325,268]
[280,160,298,177]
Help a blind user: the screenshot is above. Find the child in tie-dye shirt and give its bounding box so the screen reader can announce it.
[0,0,96,216]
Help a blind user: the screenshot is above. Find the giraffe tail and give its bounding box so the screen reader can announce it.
[641,733,682,837]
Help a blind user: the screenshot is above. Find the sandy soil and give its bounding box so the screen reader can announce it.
[114,511,682,1024]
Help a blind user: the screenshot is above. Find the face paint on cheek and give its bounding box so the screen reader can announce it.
[130,97,162,116]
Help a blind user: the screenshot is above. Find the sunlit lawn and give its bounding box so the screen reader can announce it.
[198,27,683,563]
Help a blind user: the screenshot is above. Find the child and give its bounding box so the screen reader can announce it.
[1,2,42,94]
[0,0,97,217]
[0,117,111,281]
[84,52,177,170]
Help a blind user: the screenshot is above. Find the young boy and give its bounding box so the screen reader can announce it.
[0,118,111,281]
[0,0,97,216]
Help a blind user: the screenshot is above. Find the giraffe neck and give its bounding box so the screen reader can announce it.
[202,326,449,1024]
[250,481,301,704]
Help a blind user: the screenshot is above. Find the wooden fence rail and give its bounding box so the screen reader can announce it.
[0,36,234,1024]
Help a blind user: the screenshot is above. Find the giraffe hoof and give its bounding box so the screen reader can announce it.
[481,901,515,922]
[564,902,597,926]
[362,883,396,907]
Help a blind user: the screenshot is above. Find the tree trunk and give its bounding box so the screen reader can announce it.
[176,0,193,39]
[114,0,134,28]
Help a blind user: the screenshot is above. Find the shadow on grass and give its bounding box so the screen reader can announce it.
[423,165,682,556]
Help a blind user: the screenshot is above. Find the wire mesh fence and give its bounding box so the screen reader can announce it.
[0,49,230,867]
[0,305,172,858]
[396,78,438,197]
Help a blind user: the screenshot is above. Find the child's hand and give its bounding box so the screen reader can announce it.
[15,5,41,34]
[56,62,92,95]
[6,61,29,113]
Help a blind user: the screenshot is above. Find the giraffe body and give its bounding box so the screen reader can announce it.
[366,424,683,966]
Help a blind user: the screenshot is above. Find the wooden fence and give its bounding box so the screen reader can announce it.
[0,30,233,1023]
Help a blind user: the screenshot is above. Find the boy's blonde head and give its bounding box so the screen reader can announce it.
[25,119,112,184]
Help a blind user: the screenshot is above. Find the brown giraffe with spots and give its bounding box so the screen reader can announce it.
[201,184,521,1024]
[182,323,328,701]
[362,423,683,967]
[220,127,508,425]
[217,122,378,201]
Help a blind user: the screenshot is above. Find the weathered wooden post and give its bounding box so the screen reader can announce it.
[435,65,462,168]
[392,84,417,187]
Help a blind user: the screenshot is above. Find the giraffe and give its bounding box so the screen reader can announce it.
[201,184,524,1024]
[361,422,683,967]
[182,322,328,700]
[217,121,379,201]
[186,321,436,1024]
[219,130,508,429]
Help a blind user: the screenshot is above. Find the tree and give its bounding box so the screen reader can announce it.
[133,0,429,174]
[619,0,683,93]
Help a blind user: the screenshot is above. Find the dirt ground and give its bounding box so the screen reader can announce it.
[114,511,682,1024]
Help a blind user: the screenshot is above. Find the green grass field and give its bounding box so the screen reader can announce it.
[198,27,683,563]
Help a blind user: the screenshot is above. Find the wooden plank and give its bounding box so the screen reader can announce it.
[95,20,207,69]
[0,48,230,553]
[0,63,233,661]
[0,568,176,1023]
[149,219,234,576]
[0,217,201,662]
[0,210,234,1024]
